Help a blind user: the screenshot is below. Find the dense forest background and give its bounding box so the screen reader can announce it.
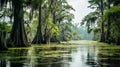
[0,0,120,50]
[81,0,120,45]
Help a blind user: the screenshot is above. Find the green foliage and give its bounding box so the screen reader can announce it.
[63,4,75,11]
[93,27,100,33]
[103,5,120,40]
[81,12,98,33]
[52,25,59,36]
[0,22,11,32]
[103,5,120,20]
[0,0,75,46]
[47,15,59,37]
[81,12,98,25]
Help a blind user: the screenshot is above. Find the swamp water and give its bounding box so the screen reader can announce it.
[0,44,120,67]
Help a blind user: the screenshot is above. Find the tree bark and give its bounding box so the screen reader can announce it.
[116,38,120,45]
[0,31,7,50]
[10,0,29,47]
[32,3,43,44]
[0,59,6,67]
[100,0,105,42]
[106,0,111,43]
[114,0,120,6]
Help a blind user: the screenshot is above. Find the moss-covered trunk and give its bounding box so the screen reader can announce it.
[10,0,29,47]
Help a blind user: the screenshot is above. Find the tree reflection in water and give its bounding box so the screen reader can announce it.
[0,44,120,67]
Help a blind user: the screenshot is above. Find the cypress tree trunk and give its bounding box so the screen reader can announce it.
[114,0,120,45]
[106,0,111,43]
[114,0,120,6]
[93,32,96,41]
[100,0,105,42]
[0,31,7,50]
[50,9,58,42]
[116,38,120,45]
[32,3,43,44]
[10,0,29,47]
[0,59,6,67]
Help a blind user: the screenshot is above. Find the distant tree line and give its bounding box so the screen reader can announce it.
[81,0,120,45]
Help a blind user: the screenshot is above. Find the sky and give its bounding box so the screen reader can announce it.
[67,0,94,24]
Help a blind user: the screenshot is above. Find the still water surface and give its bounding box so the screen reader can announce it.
[0,44,120,67]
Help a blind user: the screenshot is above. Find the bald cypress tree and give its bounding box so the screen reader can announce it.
[10,0,29,47]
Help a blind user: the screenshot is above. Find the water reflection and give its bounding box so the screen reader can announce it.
[0,44,120,67]
[0,59,7,67]
[69,45,98,67]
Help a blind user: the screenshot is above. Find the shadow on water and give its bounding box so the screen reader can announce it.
[0,44,120,67]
